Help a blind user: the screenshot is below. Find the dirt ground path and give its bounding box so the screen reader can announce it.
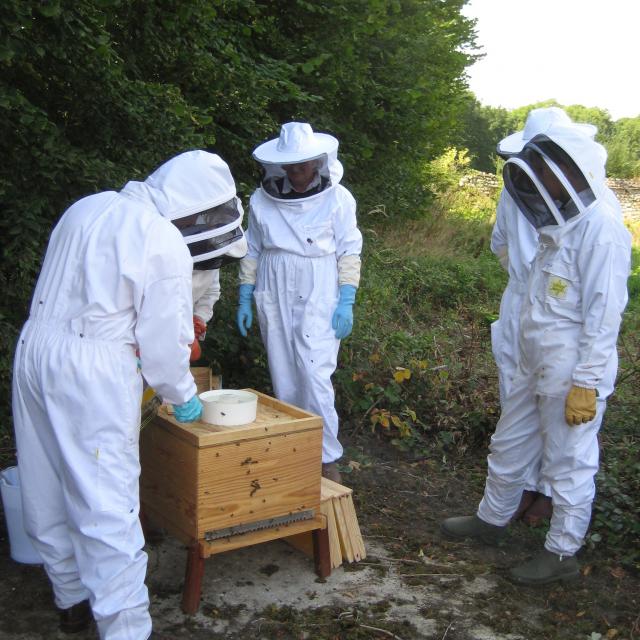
[1,434,638,640]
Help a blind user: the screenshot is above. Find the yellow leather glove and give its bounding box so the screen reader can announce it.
[564,385,597,426]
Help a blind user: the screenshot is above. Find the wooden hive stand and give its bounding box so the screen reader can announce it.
[286,476,366,569]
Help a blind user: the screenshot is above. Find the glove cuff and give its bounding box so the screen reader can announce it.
[338,284,357,306]
[239,283,255,304]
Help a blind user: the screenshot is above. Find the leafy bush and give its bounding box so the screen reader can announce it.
[0,0,478,441]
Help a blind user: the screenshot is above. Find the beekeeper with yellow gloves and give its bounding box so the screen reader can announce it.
[442,125,631,585]
[11,150,245,639]
[491,107,599,524]
[236,122,362,483]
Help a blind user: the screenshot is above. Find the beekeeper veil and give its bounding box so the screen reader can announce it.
[503,125,607,230]
[252,122,343,199]
[145,150,247,269]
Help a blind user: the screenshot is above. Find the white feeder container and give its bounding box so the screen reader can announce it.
[199,390,258,427]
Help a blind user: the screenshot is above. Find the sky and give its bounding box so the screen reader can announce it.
[462,0,640,120]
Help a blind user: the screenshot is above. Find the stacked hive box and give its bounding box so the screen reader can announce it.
[287,477,366,569]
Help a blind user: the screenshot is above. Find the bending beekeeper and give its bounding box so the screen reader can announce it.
[11,150,246,639]
[442,125,631,585]
[491,107,599,526]
[236,122,363,483]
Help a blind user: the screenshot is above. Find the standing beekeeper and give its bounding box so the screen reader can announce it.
[11,150,246,639]
[190,269,221,361]
[188,195,247,361]
[491,107,598,525]
[442,125,631,585]
[236,122,363,483]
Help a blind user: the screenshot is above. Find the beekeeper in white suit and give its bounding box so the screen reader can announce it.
[491,108,623,526]
[190,269,221,360]
[236,122,362,483]
[189,196,247,360]
[442,125,631,585]
[491,107,598,524]
[11,150,246,639]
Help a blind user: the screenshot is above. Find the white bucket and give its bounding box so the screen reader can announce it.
[1,466,43,564]
[199,390,258,427]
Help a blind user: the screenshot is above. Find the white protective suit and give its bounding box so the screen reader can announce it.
[12,151,236,640]
[192,269,221,323]
[477,127,631,556]
[240,123,363,463]
[491,187,623,404]
[490,189,539,403]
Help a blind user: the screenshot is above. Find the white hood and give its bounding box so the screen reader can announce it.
[121,150,246,268]
[142,150,237,219]
[497,106,597,157]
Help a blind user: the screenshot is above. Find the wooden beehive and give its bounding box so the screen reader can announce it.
[286,477,366,569]
[139,390,323,551]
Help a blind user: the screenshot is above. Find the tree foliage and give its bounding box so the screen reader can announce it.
[455,96,640,177]
[0,0,477,431]
[607,118,640,178]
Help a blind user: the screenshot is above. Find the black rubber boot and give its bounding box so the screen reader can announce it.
[510,549,579,585]
[59,599,92,634]
[440,515,507,545]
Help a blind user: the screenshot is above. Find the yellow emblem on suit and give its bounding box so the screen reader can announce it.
[548,276,569,300]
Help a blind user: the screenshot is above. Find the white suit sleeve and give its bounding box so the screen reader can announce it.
[193,269,221,323]
[238,196,263,286]
[238,257,258,285]
[334,187,362,287]
[573,233,631,390]
[491,190,509,263]
[135,219,196,405]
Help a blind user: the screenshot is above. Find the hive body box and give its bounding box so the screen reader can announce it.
[139,388,329,612]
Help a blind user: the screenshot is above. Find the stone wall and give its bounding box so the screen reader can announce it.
[607,178,640,220]
[460,173,640,220]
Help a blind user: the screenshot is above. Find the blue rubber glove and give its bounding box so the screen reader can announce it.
[237,283,255,337]
[331,284,357,340]
[173,394,203,423]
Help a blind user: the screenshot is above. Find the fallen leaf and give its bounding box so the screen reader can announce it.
[609,567,626,579]
[582,564,593,576]
[393,367,411,383]
[606,629,619,639]
[347,460,361,472]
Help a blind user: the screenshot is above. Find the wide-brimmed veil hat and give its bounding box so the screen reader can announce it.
[497,107,598,157]
[253,122,339,165]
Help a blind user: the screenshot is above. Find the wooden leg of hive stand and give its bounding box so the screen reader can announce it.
[182,542,205,615]
[312,527,332,579]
